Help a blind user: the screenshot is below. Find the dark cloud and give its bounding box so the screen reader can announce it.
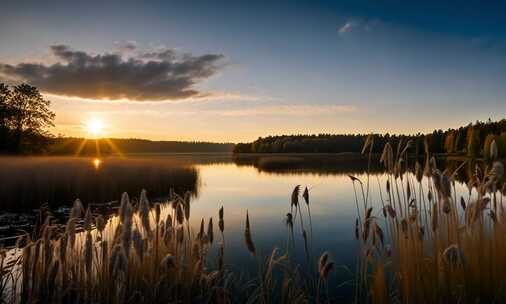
[0,45,224,101]
[114,40,137,52]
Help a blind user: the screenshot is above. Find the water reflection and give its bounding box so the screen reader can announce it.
[93,158,101,169]
[0,154,502,301]
[0,156,199,210]
[232,154,384,175]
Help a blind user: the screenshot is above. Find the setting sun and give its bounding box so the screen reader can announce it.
[85,118,104,137]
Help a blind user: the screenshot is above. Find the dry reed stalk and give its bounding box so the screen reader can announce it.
[244,211,256,256]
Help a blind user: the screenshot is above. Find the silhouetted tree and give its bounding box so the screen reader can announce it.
[0,83,55,153]
[0,84,13,151]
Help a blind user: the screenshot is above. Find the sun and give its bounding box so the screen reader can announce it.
[85,118,104,137]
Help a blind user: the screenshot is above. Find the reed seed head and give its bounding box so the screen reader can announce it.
[291,185,300,209]
[198,218,205,240]
[121,216,132,256]
[207,217,214,244]
[318,251,329,273]
[362,134,374,154]
[286,213,293,230]
[244,211,256,256]
[219,206,224,233]
[176,202,184,225]
[96,215,106,233]
[119,192,132,223]
[132,228,144,261]
[491,140,499,161]
[70,199,84,218]
[303,187,309,205]
[139,189,152,237]
[380,143,394,172]
[84,207,93,231]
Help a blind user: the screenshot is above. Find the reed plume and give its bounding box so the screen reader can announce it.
[244,211,256,256]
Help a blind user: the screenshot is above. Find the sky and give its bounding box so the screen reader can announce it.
[1,0,506,143]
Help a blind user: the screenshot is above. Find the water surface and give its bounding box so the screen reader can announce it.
[0,153,475,300]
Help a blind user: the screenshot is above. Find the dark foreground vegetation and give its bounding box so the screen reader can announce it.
[234,119,506,160]
[0,83,54,154]
[355,135,506,303]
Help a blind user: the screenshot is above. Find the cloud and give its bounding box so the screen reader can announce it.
[338,19,380,36]
[338,21,357,34]
[213,104,356,117]
[43,90,268,105]
[0,44,224,101]
[65,104,356,118]
[114,40,138,53]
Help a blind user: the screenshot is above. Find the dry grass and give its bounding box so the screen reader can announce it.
[4,137,503,303]
[0,185,323,303]
[354,138,506,303]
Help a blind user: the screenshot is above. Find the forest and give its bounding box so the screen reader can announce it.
[233,119,506,159]
[49,137,234,155]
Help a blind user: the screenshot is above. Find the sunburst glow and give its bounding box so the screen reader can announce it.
[92,158,101,169]
[85,118,104,137]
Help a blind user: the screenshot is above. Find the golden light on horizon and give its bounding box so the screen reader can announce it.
[85,118,105,138]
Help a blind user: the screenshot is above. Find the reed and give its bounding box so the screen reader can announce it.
[4,138,503,303]
[0,187,327,304]
[354,138,506,303]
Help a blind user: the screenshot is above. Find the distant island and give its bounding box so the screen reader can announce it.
[233,119,506,160]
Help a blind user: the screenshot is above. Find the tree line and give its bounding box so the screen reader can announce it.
[233,119,506,159]
[0,84,55,154]
[50,137,234,155]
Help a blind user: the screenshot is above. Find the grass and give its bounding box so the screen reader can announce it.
[354,137,506,303]
[0,186,327,303]
[0,138,504,303]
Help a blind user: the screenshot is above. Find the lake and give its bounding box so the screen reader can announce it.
[0,153,475,300]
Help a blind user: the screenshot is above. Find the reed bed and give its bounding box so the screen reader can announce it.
[3,137,503,303]
[0,184,327,304]
[354,136,506,303]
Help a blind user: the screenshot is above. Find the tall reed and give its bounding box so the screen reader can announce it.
[355,138,506,303]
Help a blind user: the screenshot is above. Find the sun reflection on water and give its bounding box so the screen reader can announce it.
[93,158,101,169]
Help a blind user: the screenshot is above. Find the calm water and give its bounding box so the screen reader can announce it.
[0,153,474,300]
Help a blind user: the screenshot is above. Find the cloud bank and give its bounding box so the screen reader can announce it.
[0,44,224,101]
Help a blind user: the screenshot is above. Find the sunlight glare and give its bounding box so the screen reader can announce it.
[85,118,104,137]
[92,158,101,169]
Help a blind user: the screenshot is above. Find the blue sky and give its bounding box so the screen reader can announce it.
[1,0,505,142]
